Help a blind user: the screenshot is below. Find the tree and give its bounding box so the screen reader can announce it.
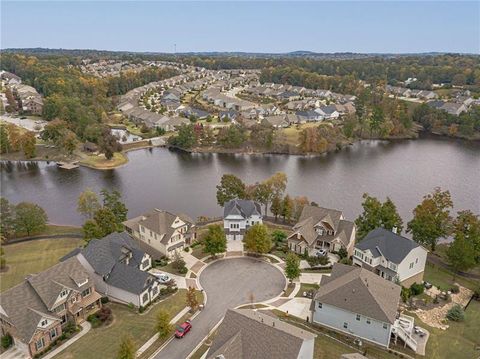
[407,188,453,251]
[186,286,199,312]
[169,124,196,149]
[98,127,122,160]
[14,202,48,236]
[20,132,36,158]
[82,219,102,241]
[271,230,287,245]
[292,196,309,221]
[0,198,15,238]
[117,335,136,359]
[453,210,480,263]
[243,223,271,254]
[369,106,385,136]
[0,125,11,154]
[446,237,476,278]
[281,195,293,222]
[93,207,118,237]
[61,130,78,155]
[101,189,128,224]
[252,182,272,216]
[285,253,301,283]
[216,174,246,206]
[266,172,287,199]
[155,309,172,339]
[270,195,282,221]
[203,225,227,257]
[77,188,101,219]
[355,194,404,239]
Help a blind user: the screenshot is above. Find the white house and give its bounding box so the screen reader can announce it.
[353,228,428,287]
[123,208,196,259]
[311,263,401,348]
[223,199,263,241]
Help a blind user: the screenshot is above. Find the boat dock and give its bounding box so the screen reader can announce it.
[57,161,79,170]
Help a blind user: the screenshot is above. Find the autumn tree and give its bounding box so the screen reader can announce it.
[355,194,403,239]
[186,287,199,312]
[0,125,11,154]
[243,223,272,254]
[369,106,385,136]
[98,127,122,160]
[281,195,294,223]
[203,224,227,257]
[407,188,453,251]
[77,188,101,219]
[270,195,282,221]
[292,196,309,221]
[285,252,301,283]
[101,189,128,224]
[156,309,172,339]
[117,335,135,359]
[0,198,15,238]
[452,210,480,263]
[14,202,48,236]
[19,132,36,158]
[216,174,246,206]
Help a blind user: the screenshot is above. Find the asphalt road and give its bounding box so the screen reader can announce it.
[154,257,286,359]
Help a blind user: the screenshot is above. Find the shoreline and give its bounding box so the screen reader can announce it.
[1,132,478,169]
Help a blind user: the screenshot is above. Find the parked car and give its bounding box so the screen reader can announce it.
[153,272,171,284]
[175,320,192,338]
[315,249,327,257]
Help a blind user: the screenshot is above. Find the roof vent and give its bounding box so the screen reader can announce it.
[272,321,275,327]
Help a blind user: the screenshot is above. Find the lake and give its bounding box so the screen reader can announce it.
[1,136,479,227]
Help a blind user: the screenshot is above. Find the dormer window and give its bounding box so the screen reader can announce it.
[40,319,48,326]
[60,289,68,298]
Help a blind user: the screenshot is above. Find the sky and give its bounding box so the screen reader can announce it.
[1,1,479,54]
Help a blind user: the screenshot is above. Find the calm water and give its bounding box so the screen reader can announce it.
[1,137,479,226]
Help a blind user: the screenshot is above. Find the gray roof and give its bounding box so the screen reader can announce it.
[71,232,155,295]
[207,309,315,359]
[0,257,92,343]
[314,263,401,324]
[223,199,262,219]
[356,228,425,264]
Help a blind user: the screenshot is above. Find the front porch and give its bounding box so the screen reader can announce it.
[70,292,102,324]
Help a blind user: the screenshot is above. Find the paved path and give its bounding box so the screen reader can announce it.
[153,257,286,359]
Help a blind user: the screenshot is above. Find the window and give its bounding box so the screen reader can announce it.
[50,328,57,339]
[389,262,397,271]
[366,318,371,324]
[40,319,48,326]
[416,258,418,264]
[149,230,153,236]
[343,322,348,329]
[142,293,149,304]
[356,314,361,321]
[35,338,45,351]
[81,288,91,297]
[383,323,388,329]
[60,289,68,298]
[409,262,414,269]
[152,287,158,296]
[71,296,77,304]
[61,315,67,324]
[318,302,322,309]
[142,259,150,269]
[54,303,66,313]
[141,226,145,233]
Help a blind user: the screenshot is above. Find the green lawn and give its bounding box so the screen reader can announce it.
[1,237,83,292]
[54,290,191,359]
[409,300,480,359]
[424,262,478,291]
[11,224,82,238]
[158,262,188,277]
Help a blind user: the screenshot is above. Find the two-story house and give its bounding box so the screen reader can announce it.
[0,257,101,358]
[123,209,196,258]
[63,232,160,308]
[287,205,356,257]
[311,263,401,349]
[352,228,428,287]
[207,309,316,359]
[223,199,263,241]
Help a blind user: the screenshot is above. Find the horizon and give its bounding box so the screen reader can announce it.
[1,1,479,54]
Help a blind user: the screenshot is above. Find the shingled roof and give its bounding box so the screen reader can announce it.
[223,199,262,219]
[314,263,401,324]
[207,309,315,359]
[356,228,426,264]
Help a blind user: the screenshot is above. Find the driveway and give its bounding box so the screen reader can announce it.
[153,257,286,359]
[0,115,46,132]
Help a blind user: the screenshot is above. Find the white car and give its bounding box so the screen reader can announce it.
[153,273,171,284]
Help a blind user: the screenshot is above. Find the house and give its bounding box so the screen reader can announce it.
[0,257,102,358]
[287,205,356,257]
[262,115,290,128]
[311,263,401,348]
[223,199,263,241]
[123,208,196,258]
[352,228,428,286]
[207,309,316,359]
[427,100,467,116]
[62,232,161,308]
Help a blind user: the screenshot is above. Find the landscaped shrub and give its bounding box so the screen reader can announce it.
[401,287,411,303]
[139,306,145,313]
[306,255,330,267]
[446,304,465,322]
[337,247,348,259]
[1,333,12,349]
[450,285,460,294]
[339,257,352,265]
[184,247,190,252]
[410,283,425,296]
[97,307,113,324]
[101,296,110,304]
[178,266,188,274]
[87,314,101,328]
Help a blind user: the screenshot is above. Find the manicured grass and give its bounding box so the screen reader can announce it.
[295,283,320,297]
[424,262,478,291]
[12,224,82,238]
[79,152,128,169]
[408,300,480,359]
[158,262,188,277]
[55,290,190,359]
[191,244,207,260]
[283,283,295,297]
[1,237,83,292]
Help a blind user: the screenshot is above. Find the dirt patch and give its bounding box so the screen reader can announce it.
[414,285,473,330]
